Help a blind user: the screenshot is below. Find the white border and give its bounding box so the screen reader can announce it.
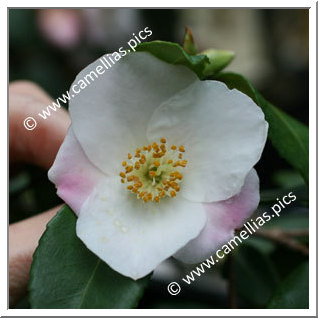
[2,0,317,8]
[308,1,316,315]
[3,2,316,316]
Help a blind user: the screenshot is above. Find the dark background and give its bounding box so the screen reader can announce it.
[9,9,309,309]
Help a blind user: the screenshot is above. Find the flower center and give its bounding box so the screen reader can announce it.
[119,138,187,203]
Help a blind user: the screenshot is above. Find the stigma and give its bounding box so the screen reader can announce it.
[119,138,187,203]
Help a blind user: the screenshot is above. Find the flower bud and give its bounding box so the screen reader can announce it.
[201,49,235,76]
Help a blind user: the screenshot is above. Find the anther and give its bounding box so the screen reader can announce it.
[154,161,160,167]
[120,138,186,203]
[119,172,126,178]
[127,175,134,182]
[149,171,156,178]
[125,166,133,173]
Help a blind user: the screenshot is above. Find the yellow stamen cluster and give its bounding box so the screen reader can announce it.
[119,138,187,203]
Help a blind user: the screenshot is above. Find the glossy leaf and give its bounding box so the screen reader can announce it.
[267,261,309,308]
[29,206,150,308]
[260,185,308,205]
[136,40,209,79]
[236,246,279,307]
[224,245,279,307]
[263,211,309,231]
[136,40,235,79]
[215,72,309,184]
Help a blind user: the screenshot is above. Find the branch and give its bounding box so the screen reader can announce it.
[253,228,309,256]
[279,229,309,237]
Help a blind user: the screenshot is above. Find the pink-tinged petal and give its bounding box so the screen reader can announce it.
[48,127,104,215]
[174,169,260,264]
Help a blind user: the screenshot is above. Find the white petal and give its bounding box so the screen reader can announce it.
[76,177,206,279]
[48,127,104,215]
[174,169,259,263]
[69,52,196,176]
[147,80,268,202]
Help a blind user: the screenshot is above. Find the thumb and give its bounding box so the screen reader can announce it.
[9,80,70,169]
[9,206,61,307]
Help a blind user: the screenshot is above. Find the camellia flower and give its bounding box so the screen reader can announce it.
[49,51,268,279]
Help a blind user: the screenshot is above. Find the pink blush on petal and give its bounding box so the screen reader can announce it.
[48,127,105,216]
[174,169,260,264]
[56,174,98,214]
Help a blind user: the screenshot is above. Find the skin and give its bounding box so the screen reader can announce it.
[9,81,70,306]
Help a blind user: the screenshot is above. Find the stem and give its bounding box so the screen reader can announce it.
[253,228,309,256]
[279,229,309,237]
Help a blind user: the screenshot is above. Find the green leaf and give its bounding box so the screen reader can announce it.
[267,261,309,308]
[263,211,309,231]
[215,72,309,184]
[29,206,150,308]
[231,245,279,307]
[272,169,305,189]
[236,247,279,306]
[200,49,235,76]
[136,40,209,79]
[260,185,308,205]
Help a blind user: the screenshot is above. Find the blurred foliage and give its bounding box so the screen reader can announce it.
[268,261,309,309]
[9,8,309,309]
